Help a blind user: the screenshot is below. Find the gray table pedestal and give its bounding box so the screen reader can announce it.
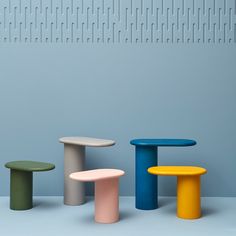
[64,144,85,205]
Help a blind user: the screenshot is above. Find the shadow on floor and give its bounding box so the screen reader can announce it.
[202,207,218,217]
[33,200,62,209]
[158,197,176,208]
[34,197,94,209]
[158,198,219,218]
[74,209,137,225]
[84,197,94,203]
[120,210,137,221]
[80,214,95,224]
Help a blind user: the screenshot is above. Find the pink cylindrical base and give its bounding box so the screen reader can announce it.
[95,178,119,224]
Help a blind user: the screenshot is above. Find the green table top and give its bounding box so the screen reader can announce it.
[5,161,55,172]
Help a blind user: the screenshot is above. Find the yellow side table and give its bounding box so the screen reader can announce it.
[148,166,207,219]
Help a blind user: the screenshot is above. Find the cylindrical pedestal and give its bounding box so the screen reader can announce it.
[177,175,201,219]
[64,144,85,205]
[10,169,33,210]
[135,146,158,210]
[95,178,119,223]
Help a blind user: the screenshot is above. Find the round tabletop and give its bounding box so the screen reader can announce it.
[130,139,197,147]
[5,161,55,172]
[70,169,125,182]
[148,166,207,176]
[59,137,115,147]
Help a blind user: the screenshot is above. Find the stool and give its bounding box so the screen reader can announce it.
[130,139,196,210]
[148,166,207,219]
[59,137,115,205]
[5,160,55,210]
[70,169,125,223]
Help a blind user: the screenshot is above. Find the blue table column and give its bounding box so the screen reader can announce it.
[135,146,158,210]
[131,138,196,210]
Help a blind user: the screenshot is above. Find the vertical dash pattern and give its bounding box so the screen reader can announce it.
[0,0,235,43]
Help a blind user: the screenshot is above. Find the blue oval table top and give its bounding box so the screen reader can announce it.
[130,139,197,147]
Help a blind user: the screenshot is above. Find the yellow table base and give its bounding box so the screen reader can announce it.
[148,166,207,220]
[177,175,201,219]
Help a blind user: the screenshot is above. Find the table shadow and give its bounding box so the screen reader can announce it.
[201,207,218,217]
[33,200,62,209]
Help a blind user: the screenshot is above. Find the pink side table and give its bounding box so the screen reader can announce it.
[70,169,125,224]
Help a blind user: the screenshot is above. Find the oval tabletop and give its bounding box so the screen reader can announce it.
[5,161,55,172]
[130,139,196,147]
[70,169,125,182]
[148,166,207,176]
[59,137,115,147]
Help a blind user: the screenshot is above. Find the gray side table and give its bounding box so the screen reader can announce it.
[59,137,115,205]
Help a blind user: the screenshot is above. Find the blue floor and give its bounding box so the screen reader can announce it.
[0,197,235,236]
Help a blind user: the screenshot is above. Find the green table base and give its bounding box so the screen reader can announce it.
[10,169,33,210]
[5,160,55,211]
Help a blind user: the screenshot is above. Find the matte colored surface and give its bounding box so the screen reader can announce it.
[5,161,55,172]
[60,137,115,205]
[0,44,236,197]
[132,139,197,210]
[95,178,119,223]
[177,175,201,219]
[148,166,207,219]
[6,161,55,210]
[70,169,124,224]
[135,146,158,210]
[0,0,236,44]
[0,197,236,236]
[59,137,115,147]
[130,139,196,147]
[10,169,33,210]
[148,166,207,176]
[70,169,125,182]
[63,144,85,205]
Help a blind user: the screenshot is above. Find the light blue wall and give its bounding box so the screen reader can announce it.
[0,0,236,196]
[0,45,236,196]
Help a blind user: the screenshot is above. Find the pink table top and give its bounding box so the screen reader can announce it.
[70,169,125,182]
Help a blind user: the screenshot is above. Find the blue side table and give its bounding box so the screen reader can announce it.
[130,139,197,210]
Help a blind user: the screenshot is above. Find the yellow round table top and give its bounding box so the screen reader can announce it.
[148,166,207,176]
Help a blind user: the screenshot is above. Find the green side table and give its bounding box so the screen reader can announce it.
[5,160,55,210]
